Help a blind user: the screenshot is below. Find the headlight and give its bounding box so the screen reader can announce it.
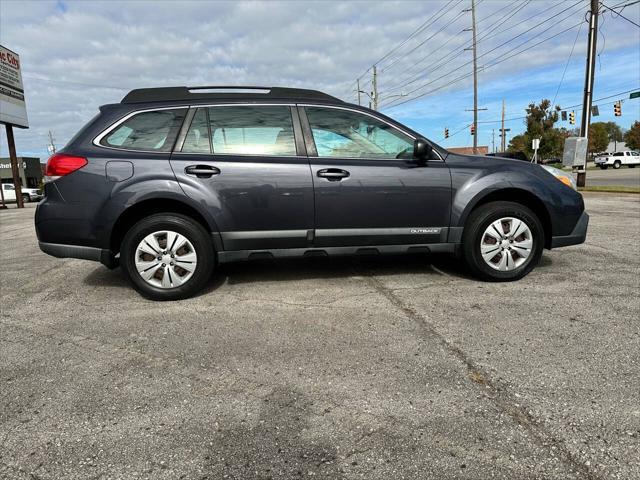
[541,165,577,190]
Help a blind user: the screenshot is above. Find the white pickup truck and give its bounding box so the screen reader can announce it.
[1,183,43,203]
[594,151,640,169]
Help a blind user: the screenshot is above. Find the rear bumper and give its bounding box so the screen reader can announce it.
[39,242,118,269]
[551,211,589,248]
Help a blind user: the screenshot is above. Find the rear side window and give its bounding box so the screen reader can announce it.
[101,109,186,152]
[181,108,211,154]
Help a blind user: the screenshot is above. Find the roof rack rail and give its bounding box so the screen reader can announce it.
[121,86,343,104]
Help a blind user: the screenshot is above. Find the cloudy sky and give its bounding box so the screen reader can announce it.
[1,0,639,160]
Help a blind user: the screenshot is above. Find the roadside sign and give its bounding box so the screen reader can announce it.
[0,45,28,128]
[532,138,540,150]
[630,91,640,99]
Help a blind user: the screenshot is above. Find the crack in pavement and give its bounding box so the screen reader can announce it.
[354,265,603,480]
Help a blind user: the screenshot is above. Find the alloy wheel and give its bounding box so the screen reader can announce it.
[480,217,533,271]
[134,230,197,289]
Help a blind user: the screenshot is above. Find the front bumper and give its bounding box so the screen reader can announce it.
[551,211,589,248]
[39,242,118,269]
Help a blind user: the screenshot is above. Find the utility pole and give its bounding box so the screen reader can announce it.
[492,129,495,153]
[371,65,378,111]
[500,99,506,152]
[356,79,361,106]
[48,130,57,154]
[471,0,478,154]
[577,0,599,188]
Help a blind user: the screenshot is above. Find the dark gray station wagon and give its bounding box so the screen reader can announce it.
[36,86,588,300]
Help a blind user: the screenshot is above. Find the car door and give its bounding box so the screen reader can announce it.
[170,104,314,251]
[300,105,451,247]
[2,184,16,202]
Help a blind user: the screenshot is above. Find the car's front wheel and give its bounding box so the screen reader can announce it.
[613,160,621,169]
[462,202,544,281]
[120,214,215,300]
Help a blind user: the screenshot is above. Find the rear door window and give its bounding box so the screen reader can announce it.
[101,109,187,152]
[181,108,211,154]
[209,106,296,156]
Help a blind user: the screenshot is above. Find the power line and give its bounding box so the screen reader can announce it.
[381,0,531,95]
[552,22,584,106]
[383,1,586,109]
[472,87,639,126]
[381,0,585,107]
[600,1,640,27]
[380,0,466,72]
[354,0,458,81]
[23,74,129,90]
[385,20,585,110]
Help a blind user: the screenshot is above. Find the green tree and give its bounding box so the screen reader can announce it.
[588,122,610,153]
[600,121,623,143]
[623,121,640,150]
[507,99,564,159]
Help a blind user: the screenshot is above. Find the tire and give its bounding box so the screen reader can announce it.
[22,194,30,203]
[600,165,608,170]
[120,213,215,300]
[613,160,621,169]
[462,201,544,282]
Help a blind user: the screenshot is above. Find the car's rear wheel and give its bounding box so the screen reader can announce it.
[462,202,544,281]
[600,165,608,169]
[22,194,30,203]
[120,214,215,300]
[613,160,621,169]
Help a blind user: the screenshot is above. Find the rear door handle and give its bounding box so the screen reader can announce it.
[317,168,350,181]
[185,165,220,178]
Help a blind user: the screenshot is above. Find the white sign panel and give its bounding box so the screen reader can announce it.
[532,138,540,150]
[562,137,588,168]
[0,45,29,128]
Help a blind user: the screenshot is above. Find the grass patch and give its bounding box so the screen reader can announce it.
[579,185,640,194]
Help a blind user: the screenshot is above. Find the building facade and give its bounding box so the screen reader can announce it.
[0,156,42,188]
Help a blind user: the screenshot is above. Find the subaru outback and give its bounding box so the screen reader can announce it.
[36,86,588,300]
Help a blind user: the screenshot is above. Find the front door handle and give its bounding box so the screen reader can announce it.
[185,165,220,178]
[317,168,350,181]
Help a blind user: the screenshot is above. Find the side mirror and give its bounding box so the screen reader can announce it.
[413,139,432,161]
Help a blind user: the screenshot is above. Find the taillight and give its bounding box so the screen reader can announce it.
[44,153,88,182]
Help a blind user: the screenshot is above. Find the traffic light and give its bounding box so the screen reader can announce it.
[569,111,575,125]
[470,124,475,135]
[614,101,622,116]
[561,111,567,121]
[444,128,449,139]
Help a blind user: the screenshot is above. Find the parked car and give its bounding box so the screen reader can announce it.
[594,151,640,169]
[539,157,561,165]
[486,151,529,162]
[1,183,43,203]
[36,86,588,300]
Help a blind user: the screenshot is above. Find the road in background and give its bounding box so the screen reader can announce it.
[1,194,639,480]
[586,167,640,187]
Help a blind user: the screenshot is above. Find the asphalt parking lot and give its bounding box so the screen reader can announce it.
[1,193,639,480]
